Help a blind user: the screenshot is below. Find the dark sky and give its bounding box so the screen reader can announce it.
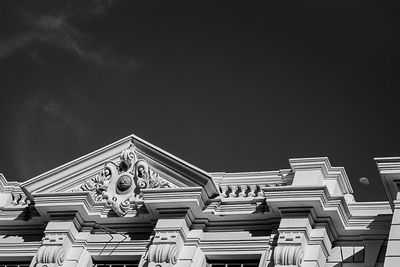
[0,0,399,201]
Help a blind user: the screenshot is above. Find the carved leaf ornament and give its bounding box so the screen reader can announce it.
[74,144,171,216]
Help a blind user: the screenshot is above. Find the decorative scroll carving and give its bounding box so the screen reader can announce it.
[146,232,181,266]
[229,185,238,197]
[73,144,172,217]
[136,159,170,190]
[218,180,288,199]
[11,192,30,206]
[274,246,303,266]
[238,184,248,197]
[248,184,257,197]
[147,244,178,264]
[37,246,65,266]
[273,232,304,267]
[220,185,229,198]
[219,183,279,198]
[31,234,68,267]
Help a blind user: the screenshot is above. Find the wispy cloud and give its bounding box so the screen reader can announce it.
[26,93,91,137]
[90,0,116,17]
[0,2,136,71]
[0,32,35,58]
[27,95,73,126]
[11,93,92,180]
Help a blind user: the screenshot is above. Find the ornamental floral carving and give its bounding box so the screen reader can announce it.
[73,144,172,216]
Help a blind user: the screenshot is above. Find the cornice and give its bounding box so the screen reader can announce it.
[132,134,218,196]
[264,186,392,241]
[30,186,214,229]
[198,238,270,254]
[375,157,400,208]
[289,157,353,195]
[210,170,293,186]
[204,197,270,216]
[0,173,20,193]
[347,201,392,216]
[31,191,151,223]
[375,157,400,174]
[0,174,32,217]
[0,241,41,258]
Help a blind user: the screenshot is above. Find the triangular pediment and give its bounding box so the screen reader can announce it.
[21,134,219,216]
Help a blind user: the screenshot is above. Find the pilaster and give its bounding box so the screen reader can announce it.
[30,218,91,267]
[375,157,400,266]
[273,214,331,267]
[142,218,203,267]
[384,199,400,266]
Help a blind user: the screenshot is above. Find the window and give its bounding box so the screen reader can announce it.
[207,260,259,267]
[0,263,30,267]
[93,263,139,267]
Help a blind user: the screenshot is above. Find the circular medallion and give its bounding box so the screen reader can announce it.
[117,175,132,192]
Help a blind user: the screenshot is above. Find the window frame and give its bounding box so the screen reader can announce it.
[206,258,261,267]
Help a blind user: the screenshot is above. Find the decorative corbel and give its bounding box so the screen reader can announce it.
[30,233,71,267]
[146,232,183,267]
[273,232,305,267]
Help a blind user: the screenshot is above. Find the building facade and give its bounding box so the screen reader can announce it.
[0,134,399,266]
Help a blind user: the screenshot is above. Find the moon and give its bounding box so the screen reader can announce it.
[359,177,370,186]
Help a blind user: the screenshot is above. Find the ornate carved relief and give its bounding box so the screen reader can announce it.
[273,232,304,267]
[146,232,182,266]
[73,144,172,216]
[31,233,68,267]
